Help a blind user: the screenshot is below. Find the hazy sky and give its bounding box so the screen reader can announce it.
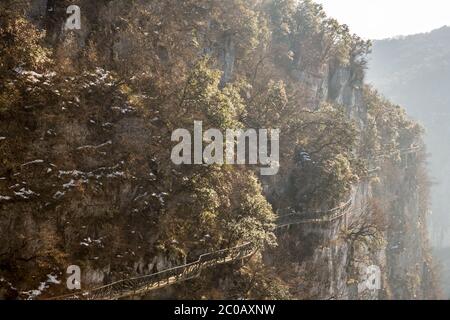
[315,0,450,39]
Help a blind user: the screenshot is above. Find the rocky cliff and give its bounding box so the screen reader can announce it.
[0,0,439,300]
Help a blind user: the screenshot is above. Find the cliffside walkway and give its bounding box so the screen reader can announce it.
[50,242,255,300]
[276,198,352,228]
[46,146,420,300]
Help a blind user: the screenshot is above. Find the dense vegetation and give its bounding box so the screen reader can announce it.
[0,0,436,299]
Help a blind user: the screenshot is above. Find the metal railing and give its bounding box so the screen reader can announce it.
[276,197,352,227]
[48,242,255,300]
[46,146,421,300]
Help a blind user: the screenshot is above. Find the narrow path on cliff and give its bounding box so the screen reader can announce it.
[46,146,420,300]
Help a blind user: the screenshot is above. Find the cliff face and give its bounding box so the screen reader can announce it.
[0,0,438,300]
[377,152,437,299]
[262,63,369,299]
[264,63,377,299]
[261,28,437,299]
[368,28,450,297]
